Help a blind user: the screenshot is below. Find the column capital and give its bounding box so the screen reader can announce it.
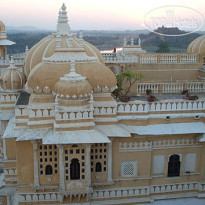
[85,143,91,148]
[31,140,39,150]
[57,144,65,149]
[109,137,113,142]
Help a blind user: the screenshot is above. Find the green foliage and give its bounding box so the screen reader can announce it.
[7,32,51,54]
[113,71,143,100]
[156,40,170,53]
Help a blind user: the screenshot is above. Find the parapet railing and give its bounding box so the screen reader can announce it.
[137,82,205,94]
[117,99,205,113]
[102,53,198,64]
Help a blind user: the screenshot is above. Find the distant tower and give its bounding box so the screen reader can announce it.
[0,20,15,58]
[138,38,141,46]
[123,38,127,46]
[131,38,134,46]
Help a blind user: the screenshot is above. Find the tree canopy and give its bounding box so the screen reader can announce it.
[156,40,170,53]
[113,71,143,99]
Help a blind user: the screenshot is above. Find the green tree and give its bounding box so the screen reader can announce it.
[156,40,170,53]
[113,71,143,102]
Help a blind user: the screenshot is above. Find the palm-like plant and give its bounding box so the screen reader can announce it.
[113,71,143,102]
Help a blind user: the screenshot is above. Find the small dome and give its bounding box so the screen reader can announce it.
[53,59,92,100]
[1,58,25,90]
[0,21,6,32]
[24,35,105,77]
[187,35,205,62]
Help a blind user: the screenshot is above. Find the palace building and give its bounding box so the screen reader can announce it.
[0,3,205,205]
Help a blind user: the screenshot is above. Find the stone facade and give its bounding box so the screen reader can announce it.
[0,3,205,205]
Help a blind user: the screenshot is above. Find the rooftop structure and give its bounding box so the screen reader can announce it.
[0,21,15,58]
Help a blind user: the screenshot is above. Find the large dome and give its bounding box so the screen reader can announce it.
[25,4,116,95]
[187,35,205,62]
[24,35,105,78]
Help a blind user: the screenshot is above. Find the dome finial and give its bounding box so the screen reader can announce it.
[57,3,71,35]
[79,31,84,47]
[131,38,134,46]
[124,38,127,46]
[89,91,94,110]
[58,9,62,23]
[60,56,86,82]
[9,56,16,70]
[25,46,29,53]
[138,38,141,46]
[56,32,61,48]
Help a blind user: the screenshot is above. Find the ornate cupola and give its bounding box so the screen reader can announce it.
[52,56,95,132]
[26,3,116,97]
[53,57,92,101]
[1,57,25,90]
[57,3,71,36]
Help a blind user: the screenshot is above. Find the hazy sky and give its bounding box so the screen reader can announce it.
[0,0,205,31]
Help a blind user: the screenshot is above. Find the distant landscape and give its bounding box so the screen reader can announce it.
[6,26,204,54]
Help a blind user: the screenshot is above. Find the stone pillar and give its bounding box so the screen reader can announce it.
[58,145,65,190]
[108,138,113,182]
[3,139,7,160]
[6,195,10,205]
[32,141,39,187]
[85,144,91,188]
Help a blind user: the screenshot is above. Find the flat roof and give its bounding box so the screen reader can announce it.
[129,122,205,135]
[16,91,30,106]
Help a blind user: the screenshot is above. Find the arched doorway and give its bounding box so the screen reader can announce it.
[95,162,102,172]
[70,158,80,180]
[168,154,181,177]
[45,165,53,175]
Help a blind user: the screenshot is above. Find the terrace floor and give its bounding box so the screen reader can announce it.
[118,93,205,102]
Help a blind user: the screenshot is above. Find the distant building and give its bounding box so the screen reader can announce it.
[0,21,15,58]
[0,3,205,205]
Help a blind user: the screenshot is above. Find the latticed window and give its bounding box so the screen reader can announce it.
[91,143,107,173]
[121,161,137,177]
[38,144,58,175]
[64,144,86,181]
[168,154,181,177]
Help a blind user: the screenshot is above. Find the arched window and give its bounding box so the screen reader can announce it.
[45,165,53,175]
[95,162,102,172]
[168,154,181,177]
[70,158,80,180]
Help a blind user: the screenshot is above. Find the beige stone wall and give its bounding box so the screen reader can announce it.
[107,62,203,96]
[199,143,205,182]
[111,134,202,188]
[16,141,34,185]
[6,138,16,160]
